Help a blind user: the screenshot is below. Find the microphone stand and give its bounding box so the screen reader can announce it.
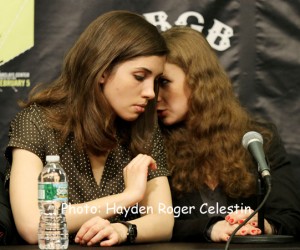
[257,177,265,233]
[226,173,294,248]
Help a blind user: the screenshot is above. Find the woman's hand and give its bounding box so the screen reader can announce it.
[75,216,127,246]
[225,209,273,234]
[123,154,157,202]
[210,218,261,242]
[210,209,262,242]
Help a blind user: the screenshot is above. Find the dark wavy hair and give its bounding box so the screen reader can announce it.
[21,10,168,156]
[160,26,272,198]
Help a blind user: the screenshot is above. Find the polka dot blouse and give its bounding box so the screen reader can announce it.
[5,104,170,221]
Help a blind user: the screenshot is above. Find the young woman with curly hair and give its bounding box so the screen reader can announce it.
[157,26,300,242]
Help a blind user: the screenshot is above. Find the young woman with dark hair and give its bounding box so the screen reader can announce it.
[5,10,174,246]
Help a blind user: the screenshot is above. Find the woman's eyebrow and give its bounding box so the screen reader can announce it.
[135,67,152,74]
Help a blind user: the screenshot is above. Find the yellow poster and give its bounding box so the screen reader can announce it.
[0,0,34,66]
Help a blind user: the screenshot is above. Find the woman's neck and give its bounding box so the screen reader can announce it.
[88,152,109,186]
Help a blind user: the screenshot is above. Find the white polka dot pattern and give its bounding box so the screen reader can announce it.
[5,104,170,219]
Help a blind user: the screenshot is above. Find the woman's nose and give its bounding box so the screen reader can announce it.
[157,92,162,102]
[142,81,155,100]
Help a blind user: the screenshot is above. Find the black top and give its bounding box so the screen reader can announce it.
[171,127,300,242]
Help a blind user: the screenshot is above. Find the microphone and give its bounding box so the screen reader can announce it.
[224,131,293,248]
[242,131,271,184]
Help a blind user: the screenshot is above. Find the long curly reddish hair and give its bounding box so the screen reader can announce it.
[161,26,272,198]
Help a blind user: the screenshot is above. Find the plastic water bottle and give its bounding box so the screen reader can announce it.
[38,155,69,249]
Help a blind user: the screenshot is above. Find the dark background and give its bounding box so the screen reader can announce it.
[0,0,299,174]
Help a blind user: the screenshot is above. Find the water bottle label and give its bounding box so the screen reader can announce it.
[38,182,68,202]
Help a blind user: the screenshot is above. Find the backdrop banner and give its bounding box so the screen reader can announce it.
[0,0,299,173]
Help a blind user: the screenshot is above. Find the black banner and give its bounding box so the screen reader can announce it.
[0,0,299,173]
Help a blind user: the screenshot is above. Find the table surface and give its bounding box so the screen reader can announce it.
[2,241,300,250]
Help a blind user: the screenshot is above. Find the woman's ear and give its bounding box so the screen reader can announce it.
[99,70,109,84]
[99,74,106,84]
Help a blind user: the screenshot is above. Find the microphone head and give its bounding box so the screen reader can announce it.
[242,131,263,149]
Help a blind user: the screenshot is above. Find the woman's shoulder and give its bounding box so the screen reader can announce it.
[253,120,290,170]
[19,103,44,115]
[12,103,46,125]
[8,103,51,141]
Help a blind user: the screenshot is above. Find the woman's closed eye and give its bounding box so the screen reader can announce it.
[134,74,145,81]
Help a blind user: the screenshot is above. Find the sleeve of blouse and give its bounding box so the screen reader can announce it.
[172,216,223,242]
[147,125,170,180]
[264,124,300,236]
[5,106,46,165]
